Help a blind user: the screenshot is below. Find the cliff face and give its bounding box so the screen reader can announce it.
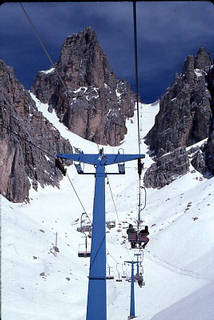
[0,60,72,203]
[206,118,214,175]
[32,27,135,146]
[144,47,214,188]
[145,47,213,157]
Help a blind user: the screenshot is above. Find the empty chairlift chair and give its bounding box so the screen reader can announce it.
[106,266,114,280]
[78,235,91,258]
[76,212,92,233]
[106,220,116,230]
[115,263,122,282]
[121,263,127,279]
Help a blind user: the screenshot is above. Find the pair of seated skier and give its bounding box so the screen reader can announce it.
[127,224,149,249]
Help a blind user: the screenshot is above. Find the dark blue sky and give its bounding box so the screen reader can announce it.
[0,1,214,103]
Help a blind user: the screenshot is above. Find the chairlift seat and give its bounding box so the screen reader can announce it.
[116,279,122,282]
[77,225,92,233]
[106,276,114,280]
[78,251,91,258]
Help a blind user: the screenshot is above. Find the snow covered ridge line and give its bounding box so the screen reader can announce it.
[186,138,208,151]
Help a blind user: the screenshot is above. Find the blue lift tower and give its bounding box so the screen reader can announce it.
[125,260,140,319]
[56,149,145,320]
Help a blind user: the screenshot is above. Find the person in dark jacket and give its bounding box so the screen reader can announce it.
[127,224,137,248]
[127,224,135,234]
[138,226,149,249]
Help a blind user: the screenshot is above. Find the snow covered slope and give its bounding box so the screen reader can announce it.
[1,96,214,320]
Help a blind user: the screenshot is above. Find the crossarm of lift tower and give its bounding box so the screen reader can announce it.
[56,152,145,166]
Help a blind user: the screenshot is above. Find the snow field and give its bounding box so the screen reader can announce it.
[2,97,214,319]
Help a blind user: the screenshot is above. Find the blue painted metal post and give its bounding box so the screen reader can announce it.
[86,164,107,320]
[130,262,135,318]
[125,260,139,319]
[134,253,141,276]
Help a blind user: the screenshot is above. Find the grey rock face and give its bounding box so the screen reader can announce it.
[0,60,72,203]
[143,147,189,188]
[195,47,212,70]
[206,119,214,174]
[207,66,214,112]
[145,47,213,157]
[32,27,135,146]
[190,149,207,175]
[144,48,214,187]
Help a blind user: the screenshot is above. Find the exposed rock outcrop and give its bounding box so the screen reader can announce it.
[143,47,214,188]
[143,147,189,188]
[190,146,207,175]
[206,119,214,174]
[0,60,72,203]
[145,47,213,158]
[32,27,135,146]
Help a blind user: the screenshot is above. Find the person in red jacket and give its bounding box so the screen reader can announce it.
[127,224,137,248]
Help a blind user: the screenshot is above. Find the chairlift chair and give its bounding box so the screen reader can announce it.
[121,264,127,279]
[116,274,122,282]
[137,273,145,288]
[115,263,122,282]
[106,266,114,280]
[76,212,92,233]
[127,224,149,248]
[106,220,116,230]
[78,235,91,258]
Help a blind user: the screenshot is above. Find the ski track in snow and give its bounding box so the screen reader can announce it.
[2,96,214,320]
[144,250,208,281]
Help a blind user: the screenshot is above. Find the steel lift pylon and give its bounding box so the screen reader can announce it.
[125,260,140,319]
[56,149,145,320]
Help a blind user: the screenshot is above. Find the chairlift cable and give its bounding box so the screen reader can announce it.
[1,122,56,160]
[106,176,120,223]
[1,120,91,222]
[18,3,67,92]
[133,0,141,155]
[17,4,94,223]
[133,1,145,231]
[67,174,91,223]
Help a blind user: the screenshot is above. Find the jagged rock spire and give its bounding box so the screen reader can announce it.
[32,27,135,146]
[144,47,214,188]
[195,46,212,70]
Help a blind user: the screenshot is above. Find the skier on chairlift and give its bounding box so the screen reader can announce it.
[138,225,149,249]
[127,224,137,248]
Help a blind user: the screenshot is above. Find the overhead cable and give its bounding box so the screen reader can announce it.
[132,0,141,155]
[133,0,144,231]
[18,2,67,91]
[107,176,120,223]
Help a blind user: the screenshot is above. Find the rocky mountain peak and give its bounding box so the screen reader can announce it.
[58,26,110,88]
[195,46,212,70]
[32,27,135,146]
[144,47,214,188]
[182,54,195,82]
